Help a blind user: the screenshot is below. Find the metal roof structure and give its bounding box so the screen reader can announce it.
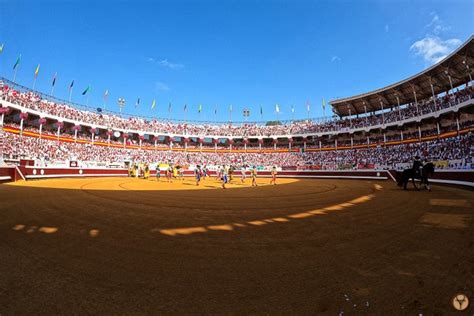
[330,36,474,117]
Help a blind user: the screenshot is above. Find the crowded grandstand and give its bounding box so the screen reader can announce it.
[0,37,473,172]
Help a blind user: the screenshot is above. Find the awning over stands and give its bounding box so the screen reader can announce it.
[330,36,474,117]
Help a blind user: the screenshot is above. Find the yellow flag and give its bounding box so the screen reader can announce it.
[151,99,156,109]
[34,64,40,78]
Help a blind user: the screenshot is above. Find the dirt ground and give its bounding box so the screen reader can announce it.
[0,176,473,315]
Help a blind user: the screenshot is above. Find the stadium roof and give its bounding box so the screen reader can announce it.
[330,36,474,117]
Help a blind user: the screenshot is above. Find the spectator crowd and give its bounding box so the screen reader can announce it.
[1,79,472,137]
[2,130,472,170]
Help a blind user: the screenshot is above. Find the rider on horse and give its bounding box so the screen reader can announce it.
[412,155,423,178]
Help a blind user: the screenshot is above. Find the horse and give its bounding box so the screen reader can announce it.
[397,162,435,191]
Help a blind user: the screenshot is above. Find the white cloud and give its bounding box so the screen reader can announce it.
[331,55,341,63]
[155,82,170,92]
[158,59,184,69]
[410,36,461,64]
[148,57,184,69]
[409,12,460,65]
[425,12,450,35]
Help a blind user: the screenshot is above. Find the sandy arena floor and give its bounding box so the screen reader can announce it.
[0,176,473,314]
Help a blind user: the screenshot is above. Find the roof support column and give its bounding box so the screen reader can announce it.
[363,102,368,126]
[445,70,454,94]
[412,86,419,114]
[463,60,472,84]
[418,126,421,140]
[379,99,385,124]
[400,130,404,141]
[348,107,352,129]
[429,77,437,111]
[396,95,402,121]
[437,122,440,135]
[350,135,353,148]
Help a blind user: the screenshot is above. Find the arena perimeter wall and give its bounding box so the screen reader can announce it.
[0,166,473,187]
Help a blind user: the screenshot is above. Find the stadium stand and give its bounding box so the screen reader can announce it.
[0,37,473,176]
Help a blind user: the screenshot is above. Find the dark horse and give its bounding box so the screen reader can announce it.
[397,162,435,191]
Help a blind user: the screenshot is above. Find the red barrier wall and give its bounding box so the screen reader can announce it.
[1,166,472,187]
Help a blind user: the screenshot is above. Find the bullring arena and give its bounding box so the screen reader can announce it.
[1,16,474,316]
[1,176,473,314]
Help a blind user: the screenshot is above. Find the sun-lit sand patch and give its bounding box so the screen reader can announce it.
[340,203,355,208]
[288,212,313,219]
[89,229,100,237]
[308,210,327,215]
[233,223,247,227]
[419,212,471,229]
[429,199,471,208]
[349,195,374,204]
[26,226,38,233]
[272,217,289,222]
[38,227,58,234]
[247,220,267,226]
[323,204,346,211]
[7,177,299,191]
[207,224,234,231]
[12,224,26,231]
[160,227,207,236]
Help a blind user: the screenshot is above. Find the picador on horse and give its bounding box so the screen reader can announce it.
[397,156,435,191]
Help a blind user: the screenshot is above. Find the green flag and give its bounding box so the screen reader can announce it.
[198,104,202,113]
[0,44,4,54]
[151,99,156,109]
[13,54,21,70]
[82,86,91,95]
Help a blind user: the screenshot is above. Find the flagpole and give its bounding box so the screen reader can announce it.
[13,67,18,83]
[69,86,73,102]
[184,104,187,124]
[51,85,54,96]
[32,77,37,90]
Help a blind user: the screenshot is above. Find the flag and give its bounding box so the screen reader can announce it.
[168,102,172,113]
[151,99,156,109]
[135,97,140,108]
[322,98,326,111]
[229,104,233,112]
[34,64,40,78]
[13,54,21,70]
[275,104,280,113]
[184,104,187,111]
[214,107,217,115]
[69,80,75,90]
[306,100,310,112]
[198,104,202,113]
[52,72,57,87]
[291,105,295,113]
[103,89,109,100]
[82,85,90,95]
[260,105,263,115]
[0,44,4,54]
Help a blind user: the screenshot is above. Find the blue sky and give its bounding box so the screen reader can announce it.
[0,0,472,123]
